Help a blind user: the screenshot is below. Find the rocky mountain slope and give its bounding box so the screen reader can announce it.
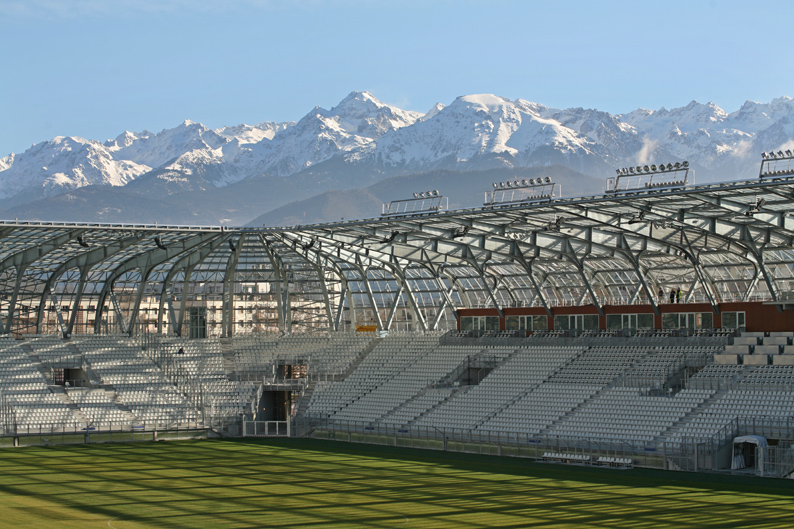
[1,91,791,225]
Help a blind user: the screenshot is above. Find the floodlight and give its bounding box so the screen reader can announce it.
[659,164,666,172]
[629,167,635,174]
[615,169,621,175]
[758,198,766,208]
[433,190,439,196]
[779,151,785,157]
[499,182,505,188]
[682,161,689,168]
[413,192,418,198]
[787,150,792,156]
[545,177,551,183]
[674,162,681,169]
[522,179,528,185]
[651,164,657,171]
[514,180,520,187]
[667,163,673,170]
[643,165,650,172]
[492,183,498,189]
[506,181,513,187]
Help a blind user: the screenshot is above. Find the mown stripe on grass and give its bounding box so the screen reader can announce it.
[0,438,791,528]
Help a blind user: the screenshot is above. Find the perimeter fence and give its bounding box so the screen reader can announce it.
[0,415,244,448]
[293,416,794,478]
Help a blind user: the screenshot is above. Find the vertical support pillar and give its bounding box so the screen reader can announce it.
[108,291,128,335]
[334,284,348,332]
[383,285,404,331]
[50,294,68,338]
[66,268,89,336]
[175,266,195,338]
[360,267,384,331]
[259,235,288,334]
[4,265,27,335]
[221,234,245,338]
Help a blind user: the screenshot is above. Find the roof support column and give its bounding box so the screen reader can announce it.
[174,265,194,337]
[622,245,660,315]
[4,266,27,335]
[383,284,404,331]
[392,267,427,332]
[509,242,552,318]
[680,231,720,314]
[334,284,348,332]
[360,267,385,331]
[564,240,603,317]
[65,267,90,336]
[221,234,245,338]
[473,262,504,319]
[428,272,460,330]
[743,271,761,302]
[259,235,289,334]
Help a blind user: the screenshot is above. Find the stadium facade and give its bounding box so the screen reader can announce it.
[1,165,794,477]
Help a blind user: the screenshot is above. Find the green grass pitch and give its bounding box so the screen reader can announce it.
[1,438,793,528]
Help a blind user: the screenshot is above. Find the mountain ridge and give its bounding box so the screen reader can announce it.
[1,91,791,225]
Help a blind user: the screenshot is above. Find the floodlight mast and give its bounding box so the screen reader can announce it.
[606,161,691,193]
[381,190,448,217]
[759,150,794,178]
[484,177,560,206]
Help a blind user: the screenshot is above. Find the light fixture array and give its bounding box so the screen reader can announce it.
[382,190,447,217]
[484,177,558,206]
[606,161,691,193]
[614,161,689,176]
[491,177,553,189]
[759,150,794,178]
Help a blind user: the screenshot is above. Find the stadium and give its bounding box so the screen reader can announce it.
[2,154,794,526]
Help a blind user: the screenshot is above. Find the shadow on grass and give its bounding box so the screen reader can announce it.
[0,438,792,529]
[236,436,794,495]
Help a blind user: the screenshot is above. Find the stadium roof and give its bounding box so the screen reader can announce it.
[1,176,793,336]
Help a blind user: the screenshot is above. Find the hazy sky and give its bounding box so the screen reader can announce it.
[1,0,791,156]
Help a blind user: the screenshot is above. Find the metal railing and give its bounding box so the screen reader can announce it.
[292,414,794,478]
[243,420,290,437]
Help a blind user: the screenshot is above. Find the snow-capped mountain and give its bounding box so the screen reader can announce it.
[368,95,617,175]
[0,136,149,202]
[1,91,792,216]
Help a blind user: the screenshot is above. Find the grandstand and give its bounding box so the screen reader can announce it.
[1,166,794,478]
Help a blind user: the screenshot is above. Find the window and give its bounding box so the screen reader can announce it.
[554,314,599,331]
[662,312,714,330]
[505,315,548,331]
[638,313,654,329]
[460,316,500,332]
[606,313,654,330]
[722,311,746,329]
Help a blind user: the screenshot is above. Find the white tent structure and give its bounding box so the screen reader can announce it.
[732,435,768,473]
